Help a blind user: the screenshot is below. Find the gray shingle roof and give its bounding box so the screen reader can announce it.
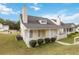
[24,23,61,29]
[75,24,79,27]
[60,22,76,28]
[28,15,57,25]
[20,15,75,29]
[21,15,61,29]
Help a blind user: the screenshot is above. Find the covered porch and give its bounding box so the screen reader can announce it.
[25,29,58,41]
[56,27,76,40]
[63,27,76,34]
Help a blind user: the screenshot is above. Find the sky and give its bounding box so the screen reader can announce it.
[0,3,79,24]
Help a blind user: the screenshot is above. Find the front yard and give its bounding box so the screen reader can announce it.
[59,32,79,44]
[0,33,79,54]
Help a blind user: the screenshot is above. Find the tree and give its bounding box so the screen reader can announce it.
[0,18,5,24]
[0,18,20,30]
[15,21,20,30]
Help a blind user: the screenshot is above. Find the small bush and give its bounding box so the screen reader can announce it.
[16,35,23,41]
[67,33,76,37]
[29,40,37,48]
[50,37,56,42]
[44,38,50,43]
[75,32,78,33]
[38,39,44,45]
[70,33,76,35]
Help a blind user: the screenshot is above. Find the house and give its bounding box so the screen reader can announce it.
[76,24,79,32]
[50,19,76,39]
[0,23,9,31]
[59,22,76,35]
[20,6,76,47]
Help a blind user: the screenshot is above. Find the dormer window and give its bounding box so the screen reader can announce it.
[39,20,47,24]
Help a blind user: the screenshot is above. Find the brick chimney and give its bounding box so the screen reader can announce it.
[22,5,28,23]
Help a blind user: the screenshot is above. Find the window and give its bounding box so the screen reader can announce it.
[69,28,73,32]
[30,30,33,38]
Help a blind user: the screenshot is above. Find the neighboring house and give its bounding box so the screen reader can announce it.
[60,22,76,34]
[51,19,76,39]
[20,6,76,47]
[76,25,79,32]
[0,23,9,31]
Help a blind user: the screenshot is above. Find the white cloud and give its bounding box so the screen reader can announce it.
[42,14,58,19]
[42,9,79,24]
[42,9,67,19]
[0,4,19,15]
[31,6,40,11]
[62,13,79,24]
[30,3,41,11]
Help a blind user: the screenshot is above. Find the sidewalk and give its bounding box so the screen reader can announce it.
[56,41,74,45]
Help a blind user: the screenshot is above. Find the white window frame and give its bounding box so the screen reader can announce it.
[39,20,47,24]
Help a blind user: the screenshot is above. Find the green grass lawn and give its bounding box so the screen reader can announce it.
[59,32,79,44]
[0,33,79,55]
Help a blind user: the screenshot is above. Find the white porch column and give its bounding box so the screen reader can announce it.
[65,28,68,35]
[48,29,52,38]
[57,29,60,40]
[24,29,31,48]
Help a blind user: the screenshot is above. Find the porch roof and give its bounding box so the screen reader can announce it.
[23,23,61,29]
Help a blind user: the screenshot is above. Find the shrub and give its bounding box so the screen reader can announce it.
[44,38,50,43]
[70,33,76,35]
[67,33,76,37]
[38,39,44,45]
[75,32,78,33]
[29,40,37,48]
[16,35,23,41]
[50,37,56,42]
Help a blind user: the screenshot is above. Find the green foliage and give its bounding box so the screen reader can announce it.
[75,32,78,34]
[44,38,50,43]
[38,39,44,45]
[16,35,23,41]
[0,18,5,24]
[50,37,56,42]
[59,33,79,44]
[1,33,79,54]
[67,33,76,38]
[15,21,20,30]
[29,40,37,48]
[0,18,20,30]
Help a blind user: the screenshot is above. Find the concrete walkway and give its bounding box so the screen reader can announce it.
[56,36,79,46]
[56,41,75,45]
